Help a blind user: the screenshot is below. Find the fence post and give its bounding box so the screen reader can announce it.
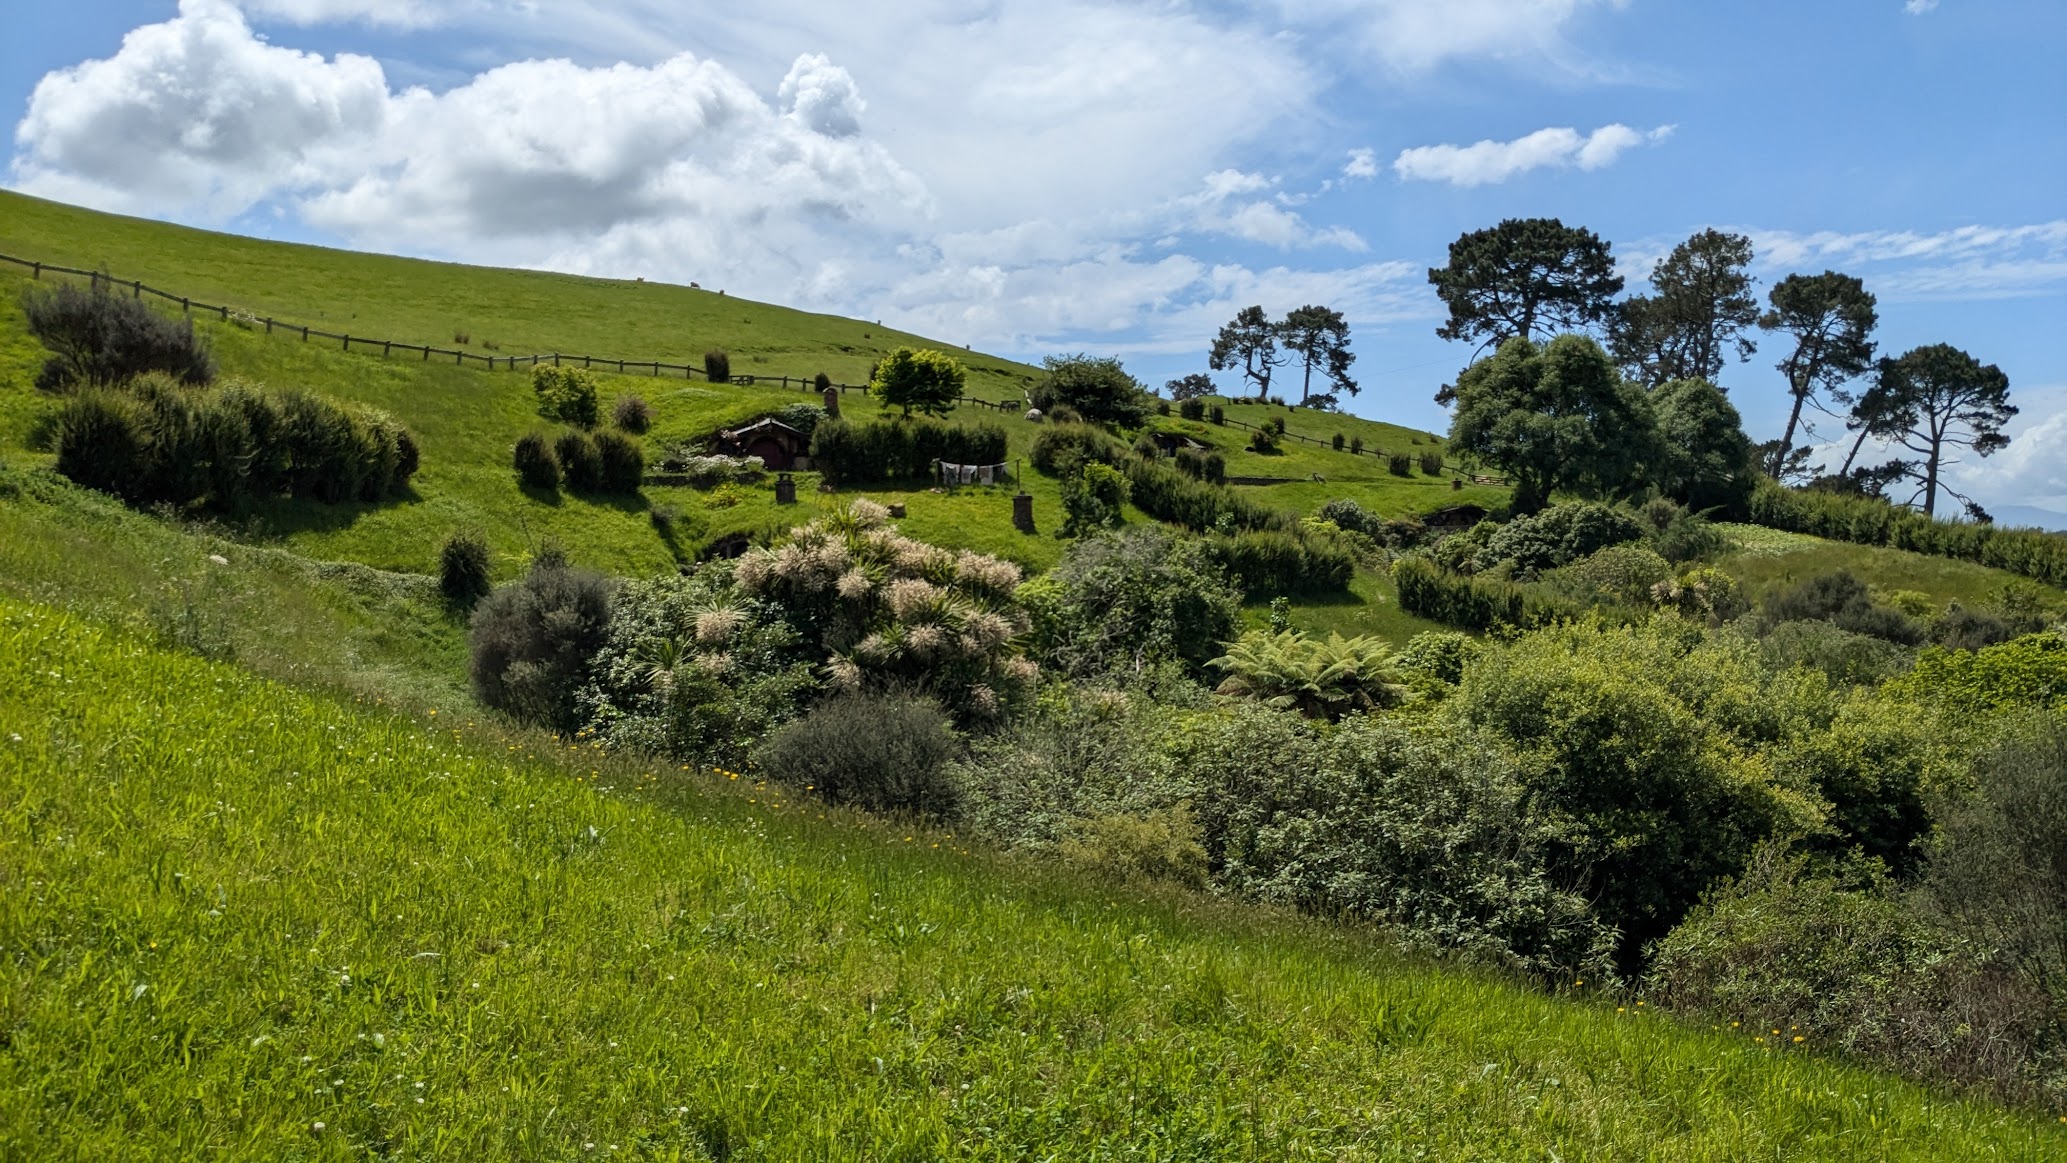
[181,298,189,314]
[422,345,429,362]
[134,281,142,299]
[219,305,229,321]
[301,326,309,342]
[30,263,39,279]
[554,353,560,367]
[584,356,591,369]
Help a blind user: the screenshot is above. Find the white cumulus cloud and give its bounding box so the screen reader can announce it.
[235,0,458,26]
[1393,122,1672,186]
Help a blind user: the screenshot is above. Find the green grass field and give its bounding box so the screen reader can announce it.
[5,596,2061,1160]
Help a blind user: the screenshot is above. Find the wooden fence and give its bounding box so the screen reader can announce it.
[0,250,1469,468]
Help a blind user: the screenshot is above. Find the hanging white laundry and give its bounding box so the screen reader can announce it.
[979,465,994,486]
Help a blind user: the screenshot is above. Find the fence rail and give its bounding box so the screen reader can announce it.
[2,250,1464,470]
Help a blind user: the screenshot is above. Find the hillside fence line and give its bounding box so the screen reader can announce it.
[1,250,1487,471]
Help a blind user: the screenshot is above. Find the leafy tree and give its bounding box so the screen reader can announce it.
[1031,354,1152,426]
[1277,304,1358,408]
[1758,272,1878,476]
[468,554,615,731]
[1427,218,1623,352]
[1868,344,2016,517]
[1446,336,1658,513]
[1609,229,1759,387]
[870,346,965,417]
[1208,306,1284,400]
[1165,373,1216,401]
[1651,377,1756,513]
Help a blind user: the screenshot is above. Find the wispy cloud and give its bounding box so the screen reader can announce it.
[1904,0,1940,14]
[1750,222,2067,300]
[1392,123,1673,187]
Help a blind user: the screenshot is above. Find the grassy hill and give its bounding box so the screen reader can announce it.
[3,595,2058,1160]
[0,189,1487,638]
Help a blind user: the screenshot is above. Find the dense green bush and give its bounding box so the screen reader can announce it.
[1479,502,1646,577]
[1418,451,1444,476]
[438,529,493,608]
[1756,620,1913,687]
[1124,455,1288,535]
[1926,717,2067,1004]
[1208,629,1408,720]
[1651,377,1755,516]
[593,429,645,493]
[1179,707,1618,978]
[1019,525,1242,680]
[811,416,1007,484]
[1454,620,1823,964]
[554,430,603,491]
[1060,461,1129,537]
[1030,354,1153,427]
[1649,848,2056,1105]
[772,402,825,438]
[1318,498,1379,536]
[1031,423,1125,475]
[1207,530,1354,598]
[513,431,560,490]
[1250,429,1280,454]
[757,692,962,817]
[577,566,817,769]
[1179,397,1207,421]
[1885,632,2067,717]
[531,366,600,428]
[1172,446,1225,484]
[23,276,214,390]
[1538,544,1673,608]
[612,395,652,434]
[468,555,614,731]
[1392,556,1588,632]
[50,377,416,511]
[704,350,731,384]
[1747,477,2067,589]
[1397,631,1481,690]
[1760,570,1925,646]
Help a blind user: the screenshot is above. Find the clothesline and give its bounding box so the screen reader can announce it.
[935,460,1011,487]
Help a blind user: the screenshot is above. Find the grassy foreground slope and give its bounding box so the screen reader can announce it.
[3,601,2062,1160]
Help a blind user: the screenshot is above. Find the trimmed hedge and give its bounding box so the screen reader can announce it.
[52,378,416,511]
[1747,478,2067,588]
[1208,530,1355,598]
[1393,556,1589,632]
[810,416,1008,484]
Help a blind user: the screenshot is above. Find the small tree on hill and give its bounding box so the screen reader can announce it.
[1446,335,1657,513]
[1278,304,1358,408]
[22,275,215,390]
[1209,306,1284,401]
[1033,354,1152,426]
[1870,344,2016,517]
[1609,229,1760,388]
[871,347,965,417]
[1759,272,1878,477]
[1166,373,1216,401]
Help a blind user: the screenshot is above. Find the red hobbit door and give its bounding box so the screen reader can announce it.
[744,437,792,471]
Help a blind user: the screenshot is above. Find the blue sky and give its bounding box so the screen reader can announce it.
[7,1,2065,514]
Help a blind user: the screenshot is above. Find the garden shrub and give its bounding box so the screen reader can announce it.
[1387,453,1412,477]
[1933,607,2016,651]
[1761,570,1925,646]
[1122,455,1288,534]
[1173,446,1225,484]
[49,376,416,511]
[532,366,600,428]
[593,429,645,493]
[1209,629,1408,720]
[1396,631,1480,690]
[773,401,826,438]
[22,276,214,390]
[704,349,731,384]
[1060,461,1129,537]
[1538,544,1673,608]
[1179,706,1618,979]
[513,431,560,490]
[757,692,962,817]
[1209,404,1225,425]
[811,416,1007,484]
[577,566,817,769]
[1649,846,2058,1105]
[1418,451,1444,476]
[554,430,604,492]
[1453,619,1823,964]
[1031,423,1125,475]
[1331,432,1345,451]
[1392,556,1589,632]
[735,502,1037,725]
[1479,502,1647,577]
[1030,354,1152,427]
[1207,530,1354,598]
[1756,620,1912,687]
[1249,428,1279,454]
[1885,632,2067,717]
[439,529,493,608]
[1059,806,1208,888]
[612,394,652,434]
[1021,525,1242,680]
[1179,397,1206,421]
[468,554,614,731]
